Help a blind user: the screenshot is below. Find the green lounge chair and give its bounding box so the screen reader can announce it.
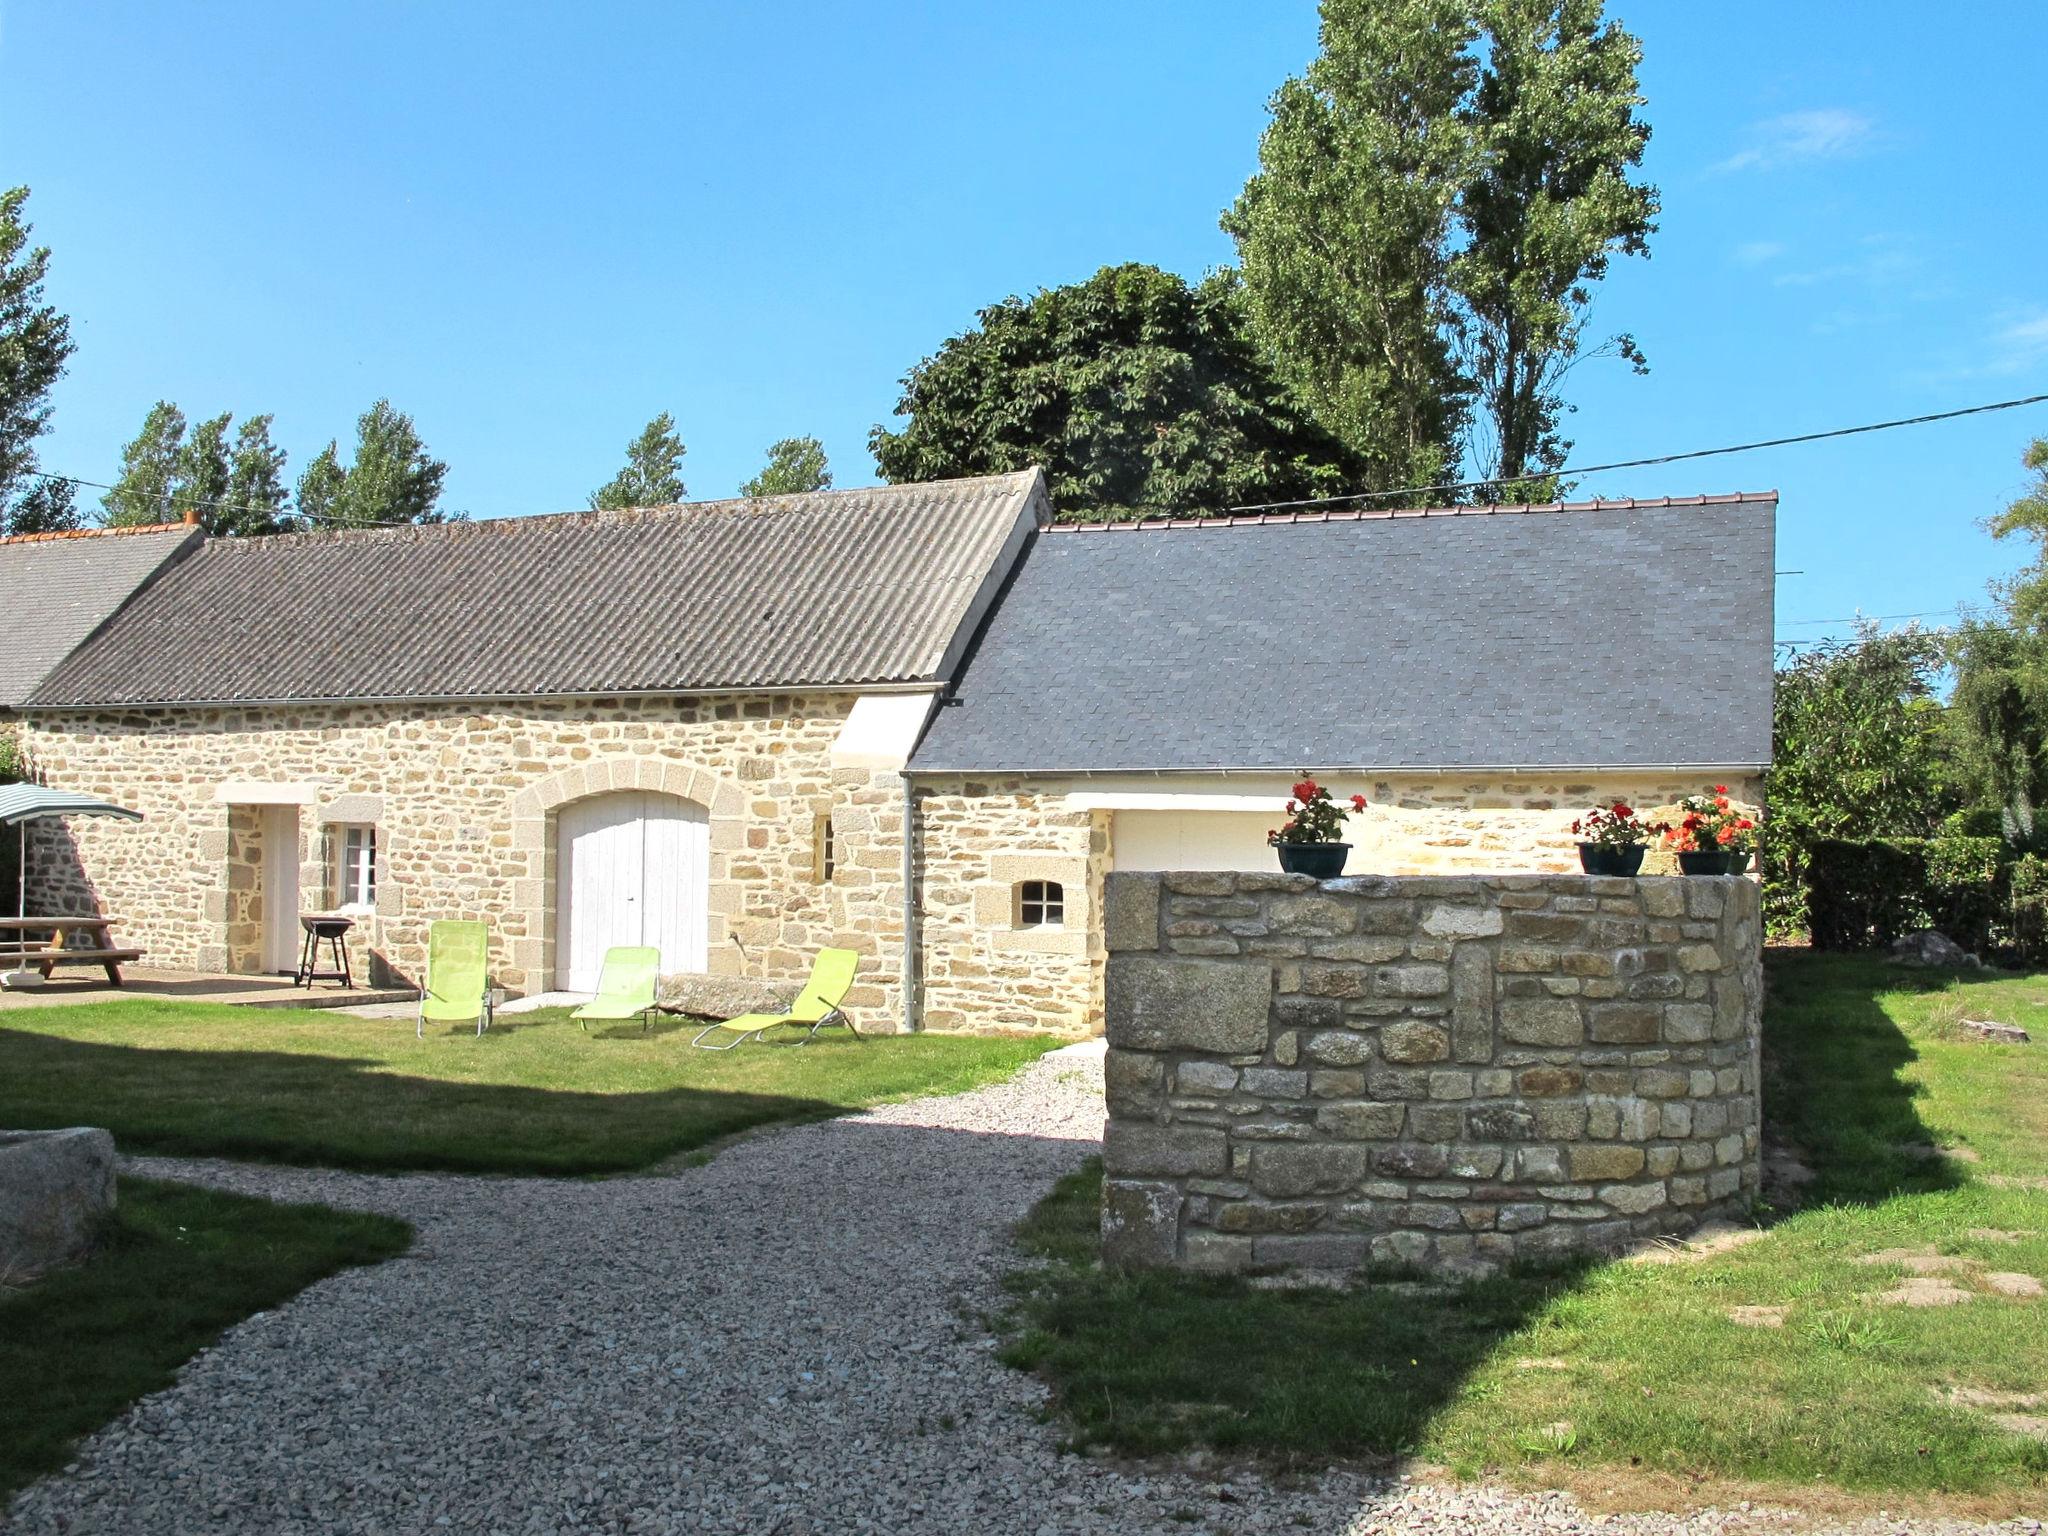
[574,945,660,1034]
[692,947,860,1050]
[417,919,494,1039]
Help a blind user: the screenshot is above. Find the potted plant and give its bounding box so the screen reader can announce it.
[1663,786,1758,874]
[1268,776,1367,879]
[1571,802,1662,876]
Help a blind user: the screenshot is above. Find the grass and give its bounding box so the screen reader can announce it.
[1000,951,2048,1511]
[0,1177,409,1502]
[0,1002,1059,1175]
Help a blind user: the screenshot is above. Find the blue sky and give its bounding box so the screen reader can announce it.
[4,1,2045,648]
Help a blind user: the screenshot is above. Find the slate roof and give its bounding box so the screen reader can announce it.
[28,472,1047,708]
[0,523,201,709]
[909,493,1777,774]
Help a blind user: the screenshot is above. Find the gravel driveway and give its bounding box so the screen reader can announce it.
[7,1042,2040,1536]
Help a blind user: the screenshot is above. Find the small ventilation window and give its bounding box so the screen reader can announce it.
[1016,879,1065,929]
[814,810,836,883]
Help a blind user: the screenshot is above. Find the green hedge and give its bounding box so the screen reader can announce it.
[1803,835,2030,959]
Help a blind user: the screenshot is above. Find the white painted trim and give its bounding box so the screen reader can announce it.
[215,781,319,805]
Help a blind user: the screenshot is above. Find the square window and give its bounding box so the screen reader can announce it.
[334,824,378,909]
[1017,879,1064,929]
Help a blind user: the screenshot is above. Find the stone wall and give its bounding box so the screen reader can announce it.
[19,693,912,1024]
[1100,871,1762,1277]
[911,777,1109,1037]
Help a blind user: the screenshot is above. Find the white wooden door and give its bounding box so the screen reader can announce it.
[556,792,708,990]
[260,806,301,974]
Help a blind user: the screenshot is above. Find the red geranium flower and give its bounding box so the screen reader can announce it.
[1351,794,1368,811]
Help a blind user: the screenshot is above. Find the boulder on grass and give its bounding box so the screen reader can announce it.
[1888,930,1982,969]
[656,973,795,1020]
[0,1126,116,1280]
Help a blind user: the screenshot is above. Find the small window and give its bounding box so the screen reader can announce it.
[813,810,836,883]
[334,824,378,909]
[1017,879,1065,929]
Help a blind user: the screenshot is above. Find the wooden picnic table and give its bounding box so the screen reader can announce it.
[0,916,143,986]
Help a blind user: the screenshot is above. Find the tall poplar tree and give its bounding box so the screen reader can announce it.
[741,437,831,498]
[295,399,449,527]
[0,187,77,535]
[590,413,687,509]
[104,400,188,525]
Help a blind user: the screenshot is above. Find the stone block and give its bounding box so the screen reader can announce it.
[1499,996,1583,1046]
[1588,1003,1660,1044]
[0,1128,117,1278]
[1270,896,1358,936]
[1447,1144,1505,1179]
[1421,903,1503,938]
[1601,1180,1668,1216]
[1310,936,1410,964]
[1534,1101,1588,1140]
[1497,1201,1548,1231]
[1252,1233,1370,1268]
[1103,1122,1228,1178]
[1370,1230,1433,1267]
[1214,1200,1325,1234]
[1309,1069,1366,1099]
[1664,1004,1714,1043]
[1298,964,1370,999]
[1316,1101,1406,1139]
[1407,1103,1465,1140]
[1450,944,1494,1063]
[1496,945,1560,973]
[1252,1143,1370,1198]
[1636,1068,1690,1099]
[1517,1066,1582,1097]
[1465,1103,1538,1141]
[1181,1230,1253,1273]
[1305,1030,1373,1066]
[1373,963,1449,998]
[1372,1143,1449,1179]
[1677,943,1724,973]
[1105,954,1272,1054]
[1275,995,1343,1029]
[1240,1067,1308,1099]
[1174,1060,1239,1096]
[1104,1049,1165,1112]
[1100,1179,1180,1269]
[1428,1069,1475,1100]
[1379,1021,1450,1063]
[1569,1144,1646,1181]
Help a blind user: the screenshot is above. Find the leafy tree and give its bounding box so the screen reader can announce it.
[104,400,188,525]
[741,436,831,498]
[590,412,686,509]
[1222,0,1477,496]
[296,399,448,527]
[1767,626,1955,931]
[223,414,292,535]
[1453,0,1656,495]
[870,263,1368,520]
[0,187,75,537]
[1223,0,1657,498]
[173,412,233,524]
[6,474,79,534]
[1946,440,2048,836]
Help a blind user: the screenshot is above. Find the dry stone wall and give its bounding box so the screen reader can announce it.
[1101,871,1762,1277]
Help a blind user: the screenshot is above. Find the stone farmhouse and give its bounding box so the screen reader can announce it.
[5,470,1775,1036]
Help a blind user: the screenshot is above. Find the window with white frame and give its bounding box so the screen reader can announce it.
[1016,879,1065,929]
[334,824,378,909]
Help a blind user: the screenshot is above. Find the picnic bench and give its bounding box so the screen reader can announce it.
[0,916,144,986]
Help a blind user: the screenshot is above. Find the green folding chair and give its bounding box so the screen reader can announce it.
[574,946,661,1034]
[417,920,494,1039]
[692,948,861,1050]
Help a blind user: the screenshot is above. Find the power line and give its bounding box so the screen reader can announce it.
[1217,391,2048,516]
[22,467,417,529]
[1780,608,1961,628]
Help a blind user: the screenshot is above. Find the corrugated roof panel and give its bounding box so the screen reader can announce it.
[28,472,1042,708]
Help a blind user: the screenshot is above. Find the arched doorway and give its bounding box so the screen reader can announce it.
[555,791,708,990]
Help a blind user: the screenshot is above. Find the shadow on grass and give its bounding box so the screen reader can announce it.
[0,1176,409,1503]
[1002,1156,1591,1462]
[1759,950,1967,1207]
[0,1025,1003,1177]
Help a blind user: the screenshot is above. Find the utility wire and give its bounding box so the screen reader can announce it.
[1216,391,2048,516]
[26,388,2048,532]
[22,467,418,529]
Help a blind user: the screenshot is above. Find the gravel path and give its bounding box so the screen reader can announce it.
[8,1043,2040,1535]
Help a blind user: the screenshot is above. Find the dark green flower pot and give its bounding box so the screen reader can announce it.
[1577,843,1645,876]
[1275,841,1351,879]
[1678,848,1751,876]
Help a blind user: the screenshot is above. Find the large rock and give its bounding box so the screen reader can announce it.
[0,1127,116,1279]
[656,973,794,1019]
[1888,930,1983,969]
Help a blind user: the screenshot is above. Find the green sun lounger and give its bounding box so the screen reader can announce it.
[574,945,661,1034]
[692,948,861,1049]
[417,919,494,1039]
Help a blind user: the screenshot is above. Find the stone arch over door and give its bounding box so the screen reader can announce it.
[507,757,745,991]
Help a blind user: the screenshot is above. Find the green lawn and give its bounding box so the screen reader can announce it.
[1001,952,2048,1512]
[0,1177,409,1502]
[0,1002,1057,1175]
